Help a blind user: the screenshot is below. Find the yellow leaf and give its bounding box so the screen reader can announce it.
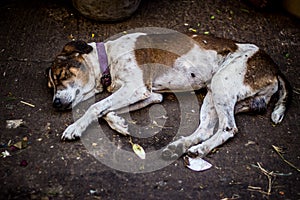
[188,28,197,33]
[132,143,146,159]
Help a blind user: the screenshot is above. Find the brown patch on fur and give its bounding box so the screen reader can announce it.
[244,50,278,90]
[134,48,181,89]
[189,34,238,56]
[134,33,238,68]
[135,32,195,66]
[135,48,179,67]
[134,32,195,89]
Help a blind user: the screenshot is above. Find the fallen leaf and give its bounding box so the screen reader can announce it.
[132,144,146,159]
[188,28,197,33]
[12,137,28,149]
[128,137,146,159]
[13,141,23,149]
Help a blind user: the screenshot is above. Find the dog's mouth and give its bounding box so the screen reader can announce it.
[52,98,73,110]
[53,89,82,110]
[63,102,73,110]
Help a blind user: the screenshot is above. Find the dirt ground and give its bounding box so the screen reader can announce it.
[0,0,299,199]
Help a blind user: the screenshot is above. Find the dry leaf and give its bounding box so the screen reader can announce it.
[12,137,28,149]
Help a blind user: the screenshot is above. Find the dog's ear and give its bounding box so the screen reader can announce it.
[62,41,93,55]
[46,67,54,88]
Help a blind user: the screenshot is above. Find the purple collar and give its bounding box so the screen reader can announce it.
[96,42,111,88]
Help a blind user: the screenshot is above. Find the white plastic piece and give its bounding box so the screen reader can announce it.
[186,156,212,171]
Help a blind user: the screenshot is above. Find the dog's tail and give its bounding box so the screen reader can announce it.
[271,72,292,124]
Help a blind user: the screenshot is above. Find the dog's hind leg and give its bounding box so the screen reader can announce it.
[162,90,218,160]
[188,89,238,157]
[187,64,242,157]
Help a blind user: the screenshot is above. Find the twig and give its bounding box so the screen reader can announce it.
[247,186,270,195]
[248,162,275,195]
[257,163,273,195]
[20,100,35,108]
[272,145,300,172]
[251,164,292,176]
[293,87,300,95]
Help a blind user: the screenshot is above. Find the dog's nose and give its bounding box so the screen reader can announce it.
[53,98,62,108]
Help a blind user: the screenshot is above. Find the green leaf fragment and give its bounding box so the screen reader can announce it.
[285,53,290,58]
[188,28,197,33]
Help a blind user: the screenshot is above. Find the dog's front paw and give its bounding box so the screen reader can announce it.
[161,137,188,160]
[61,123,82,140]
[104,112,129,136]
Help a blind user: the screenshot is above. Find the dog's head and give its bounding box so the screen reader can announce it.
[47,41,97,110]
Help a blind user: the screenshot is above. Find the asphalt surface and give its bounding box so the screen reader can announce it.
[0,0,299,199]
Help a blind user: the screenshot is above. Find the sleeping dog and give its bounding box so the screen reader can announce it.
[47,31,290,159]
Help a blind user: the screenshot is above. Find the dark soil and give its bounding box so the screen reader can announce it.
[0,0,299,199]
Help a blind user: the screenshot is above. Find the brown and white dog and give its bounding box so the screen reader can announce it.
[47,31,290,160]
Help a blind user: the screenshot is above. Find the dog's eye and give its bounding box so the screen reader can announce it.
[59,72,72,81]
[60,76,68,81]
[55,69,70,81]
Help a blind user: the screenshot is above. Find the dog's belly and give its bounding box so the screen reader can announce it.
[151,67,209,92]
[150,45,219,92]
[150,43,258,93]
